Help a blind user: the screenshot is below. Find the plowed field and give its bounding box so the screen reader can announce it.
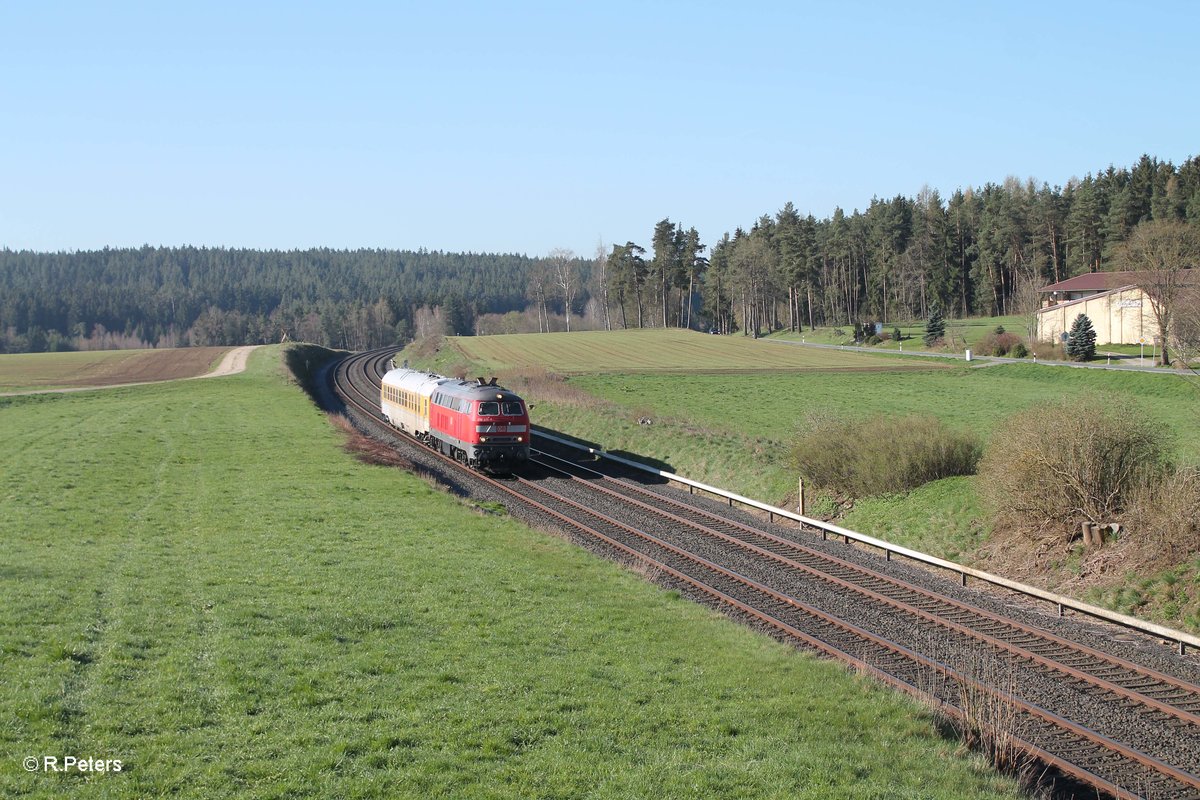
[0,346,232,393]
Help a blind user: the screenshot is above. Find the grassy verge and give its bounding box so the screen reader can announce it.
[1081,557,1200,631]
[0,346,1021,798]
[840,477,990,563]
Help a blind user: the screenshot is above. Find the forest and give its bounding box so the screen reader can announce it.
[595,153,1200,338]
[2,152,1198,353]
[0,248,543,352]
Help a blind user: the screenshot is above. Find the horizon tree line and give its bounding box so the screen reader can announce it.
[2,152,1199,353]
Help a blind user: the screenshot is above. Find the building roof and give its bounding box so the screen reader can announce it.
[1040,271,1141,293]
[1040,269,1198,293]
[1033,285,1129,315]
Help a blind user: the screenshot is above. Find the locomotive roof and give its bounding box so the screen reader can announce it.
[382,368,447,389]
[435,379,523,402]
[383,368,524,402]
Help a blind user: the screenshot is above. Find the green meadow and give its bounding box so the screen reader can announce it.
[435,332,1200,510]
[451,328,941,374]
[0,346,1021,798]
[418,330,1200,630]
[569,362,1200,459]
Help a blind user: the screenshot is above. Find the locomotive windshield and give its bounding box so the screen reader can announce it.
[478,401,500,416]
[502,401,524,416]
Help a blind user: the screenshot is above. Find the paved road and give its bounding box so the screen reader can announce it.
[762,338,1190,375]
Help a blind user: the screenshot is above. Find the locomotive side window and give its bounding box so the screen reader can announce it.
[479,402,500,416]
[502,401,523,416]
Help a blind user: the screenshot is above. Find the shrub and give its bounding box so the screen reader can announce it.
[892,326,902,342]
[977,331,1024,357]
[866,334,881,345]
[1127,466,1200,557]
[792,413,982,498]
[1030,341,1056,360]
[1010,342,1029,359]
[978,399,1166,536]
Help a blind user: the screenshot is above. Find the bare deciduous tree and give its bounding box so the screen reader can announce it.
[593,240,611,331]
[547,247,577,333]
[525,262,551,333]
[1116,219,1200,366]
[1172,284,1200,368]
[1011,272,1043,344]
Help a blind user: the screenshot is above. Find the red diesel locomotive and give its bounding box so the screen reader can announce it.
[381,367,531,471]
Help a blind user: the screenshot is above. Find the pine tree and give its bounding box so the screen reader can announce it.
[923,303,946,347]
[1066,313,1097,361]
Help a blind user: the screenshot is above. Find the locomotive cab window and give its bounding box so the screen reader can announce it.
[478,402,500,416]
[502,401,523,416]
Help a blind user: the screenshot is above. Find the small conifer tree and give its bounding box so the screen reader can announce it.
[1066,313,1097,361]
[923,304,946,347]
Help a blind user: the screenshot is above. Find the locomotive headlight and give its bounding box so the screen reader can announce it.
[516,436,523,442]
[480,436,488,442]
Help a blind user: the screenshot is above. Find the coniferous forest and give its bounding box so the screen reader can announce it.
[3,153,1199,353]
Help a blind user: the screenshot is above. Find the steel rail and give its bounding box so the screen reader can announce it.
[329,349,1196,800]
[531,447,1200,722]
[532,429,1200,657]
[508,474,1200,798]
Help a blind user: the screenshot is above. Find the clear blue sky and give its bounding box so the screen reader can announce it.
[2,1,1197,257]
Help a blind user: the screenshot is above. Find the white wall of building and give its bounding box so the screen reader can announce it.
[1036,286,1159,345]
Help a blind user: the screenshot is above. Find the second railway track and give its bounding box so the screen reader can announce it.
[329,348,1200,800]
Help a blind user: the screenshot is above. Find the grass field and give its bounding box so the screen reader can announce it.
[766,314,1180,365]
[407,329,1200,631]
[764,314,1032,351]
[0,347,231,393]
[570,363,1200,459]
[419,331,1200,507]
[0,346,1021,798]
[450,328,947,374]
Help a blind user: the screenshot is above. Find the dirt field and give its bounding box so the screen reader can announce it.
[0,347,233,393]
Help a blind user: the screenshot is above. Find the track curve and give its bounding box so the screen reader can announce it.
[327,348,1200,800]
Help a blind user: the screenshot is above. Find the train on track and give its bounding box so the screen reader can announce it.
[380,366,531,472]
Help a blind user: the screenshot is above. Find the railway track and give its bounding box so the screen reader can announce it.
[328,348,1200,800]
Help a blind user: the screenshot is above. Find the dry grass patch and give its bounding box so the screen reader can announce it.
[327,413,415,469]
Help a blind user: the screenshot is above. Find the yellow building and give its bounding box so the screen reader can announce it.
[1037,276,1155,345]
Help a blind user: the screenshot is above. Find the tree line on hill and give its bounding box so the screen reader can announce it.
[584,153,1200,339]
[2,152,1198,353]
[0,247,578,353]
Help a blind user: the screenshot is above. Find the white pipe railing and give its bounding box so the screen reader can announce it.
[533,429,1199,656]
